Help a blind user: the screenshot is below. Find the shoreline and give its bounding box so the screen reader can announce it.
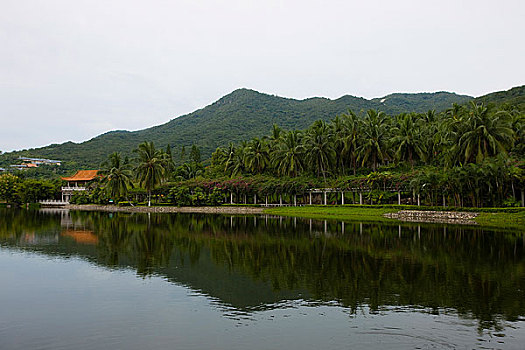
[65,204,264,215]
[54,204,525,230]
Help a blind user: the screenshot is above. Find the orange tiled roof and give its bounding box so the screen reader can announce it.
[61,170,99,181]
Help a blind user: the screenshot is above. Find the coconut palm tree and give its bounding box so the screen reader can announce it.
[340,110,361,175]
[135,141,166,206]
[458,103,515,164]
[100,152,133,201]
[272,130,305,177]
[244,138,270,174]
[224,142,247,177]
[304,120,335,180]
[390,113,427,167]
[357,110,390,171]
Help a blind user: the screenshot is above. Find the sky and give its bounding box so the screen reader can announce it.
[1,0,524,152]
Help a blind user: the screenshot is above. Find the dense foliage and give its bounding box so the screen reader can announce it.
[0,88,476,168]
[1,87,524,208]
[0,174,61,204]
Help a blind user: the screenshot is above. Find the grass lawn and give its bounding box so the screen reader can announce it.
[264,205,525,232]
[475,212,525,231]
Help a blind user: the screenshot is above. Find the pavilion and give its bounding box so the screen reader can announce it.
[61,170,99,203]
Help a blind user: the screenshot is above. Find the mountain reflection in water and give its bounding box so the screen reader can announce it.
[1,208,524,333]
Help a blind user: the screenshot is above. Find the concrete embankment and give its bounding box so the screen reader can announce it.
[65,204,264,215]
[384,210,478,225]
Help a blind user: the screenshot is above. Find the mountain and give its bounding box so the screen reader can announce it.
[1,88,476,169]
[473,85,525,111]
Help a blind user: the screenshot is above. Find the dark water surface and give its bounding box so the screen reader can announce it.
[1,209,524,349]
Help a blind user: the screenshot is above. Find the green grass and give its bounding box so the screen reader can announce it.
[264,205,525,232]
[475,212,525,231]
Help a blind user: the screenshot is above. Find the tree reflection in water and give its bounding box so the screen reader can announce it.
[1,208,524,332]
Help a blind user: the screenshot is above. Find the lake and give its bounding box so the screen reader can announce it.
[0,208,524,349]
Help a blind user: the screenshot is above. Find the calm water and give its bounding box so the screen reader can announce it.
[1,209,524,349]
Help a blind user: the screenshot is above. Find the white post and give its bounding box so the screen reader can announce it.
[265,196,268,206]
[341,191,344,205]
[324,192,327,205]
[294,194,297,206]
[417,194,420,206]
[359,192,363,205]
[279,195,282,206]
[230,192,233,204]
[254,194,257,205]
[309,192,312,205]
[398,191,401,205]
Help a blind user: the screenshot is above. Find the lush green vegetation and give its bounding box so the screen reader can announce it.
[1,86,523,212]
[0,88,476,168]
[0,173,61,204]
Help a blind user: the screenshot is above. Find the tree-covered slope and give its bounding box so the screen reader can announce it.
[0,87,506,169]
[473,85,525,111]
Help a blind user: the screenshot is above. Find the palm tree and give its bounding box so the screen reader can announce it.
[224,142,247,176]
[357,109,390,171]
[100,152,133,201]
[340,110,361,175]
[244,138,270,174]
[272,130,305,177]
[304,120,335,180]
[458,103,514,163]
[390,113,426,167]
[135,141,166,206]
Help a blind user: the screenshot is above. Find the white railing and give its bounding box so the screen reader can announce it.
[39,200,69,206]
[61,186,86,191]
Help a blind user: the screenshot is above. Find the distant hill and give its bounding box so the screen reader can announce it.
[5,86,522,169]
[473,85,525,111]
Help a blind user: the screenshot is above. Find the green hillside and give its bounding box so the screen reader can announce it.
[0,88,475,169]
[473,85,525,111]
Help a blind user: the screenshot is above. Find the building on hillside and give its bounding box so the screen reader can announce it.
[61,170,99,203]
[9,157,62,170]
[18,157,62,166]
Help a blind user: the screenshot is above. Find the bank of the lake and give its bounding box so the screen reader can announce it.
[65,204,264,215]
[60,204,525,230]
[264,205,525,231]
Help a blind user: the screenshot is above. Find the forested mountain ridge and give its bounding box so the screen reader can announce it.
[1,86,522,169]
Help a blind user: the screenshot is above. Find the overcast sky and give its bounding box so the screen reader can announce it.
[1,0,524,152]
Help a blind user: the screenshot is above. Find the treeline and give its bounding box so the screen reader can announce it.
[2,102,524,208]
[0,174,62,204]
[211,102,524,176]
[68,102,524,208]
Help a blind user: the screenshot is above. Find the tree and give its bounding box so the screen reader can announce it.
[164,144,175,176]
[244,138,270,174]
[357,110,390,171]
[390,113,427,167]
[340,110,361,175]
[190,144,201,164]
[304,120,335,180]
[135,141,166,206]
[272,130,304,177]
[0,174,21,204]
[458,103,515,164]
[100,152,134,202]
[180,145,186,163]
